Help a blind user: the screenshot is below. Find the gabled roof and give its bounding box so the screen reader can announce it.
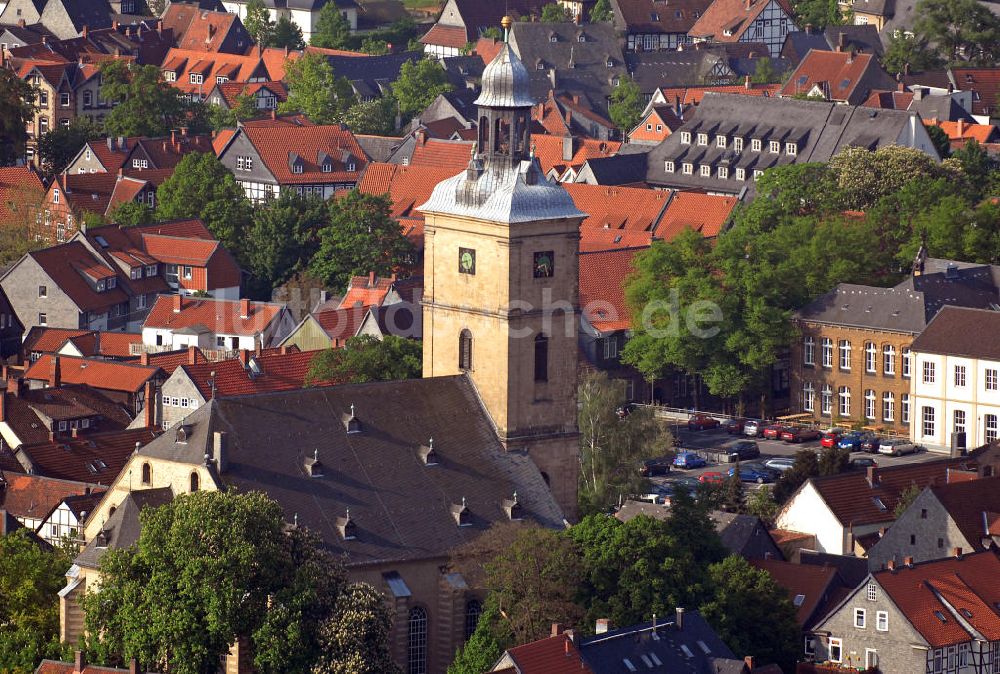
[751,558,843,628]
[932,119,999,144]
[780,49,894,104]
[860,89,915,110]
[142,295,284,337]
[563,183,671,234]
[2,385,134,446]
[23,327,92,355]
[0,472,100,521]
[25,242,129,312]
[158,47,292,94]
[926,477,1000,552]
[338,274,397,308]
[689,0,794,42]
[421,0,548,46]
[911,306,1000,361]
[530,135,621,177]
[657,191,736,239]
[80,136,139,173]
[54,172,119,216]
[312,305,371,341]
[211,80,287,108]
[238,124,368,184]
[25,355,160,394]
[15,428,160,484]
[612,0,714,34]
[174,349,337,399]
[22,327,143,358]
[406,136,473,172]
[161,5,245,53]
[579,247,640,333]
[0,166,44,222]
[74,487,173,570]
[950,68,1000,117]
[499,633,594,673]
[874,550,1000,648]
[356,162,460,229]
[128,133,216,169]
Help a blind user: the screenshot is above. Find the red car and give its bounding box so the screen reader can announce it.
[820,429,846,448]
[699,471,725,484]
[762,424,788,440]
[781,427,822,443]
[688,413,721,431]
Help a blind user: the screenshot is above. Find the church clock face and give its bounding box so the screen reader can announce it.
[533,251,554,278]
[459,247,476,275]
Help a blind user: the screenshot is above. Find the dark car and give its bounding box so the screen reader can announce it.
[669,476,702,493]
[723,439,760,461]
[688,413,721,431]
[640,457,673,476]
[860,433,881,453]
[761,424,788,440]
[673,451,707,469]
[722,418,747,435]
[837,430,866,451]
[781,426,822,443]
[727,462,779,484]
[850,456,878,470]
[617,403,638,419]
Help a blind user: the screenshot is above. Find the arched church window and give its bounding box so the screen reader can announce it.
[459,330,473,371]
[534,333,548,382]
[464,599,482,641]
[407,606,428,674]
[141,462,152,485]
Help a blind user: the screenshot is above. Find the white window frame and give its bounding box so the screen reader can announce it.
[955,364,967,387]
[751,138,762,151]
[902,394,910,424]
[769,140,781,153]
[866,648,878,668]
[954,409,966,435]
[987,368,998,391]
[854,608,866,628]
[822,337,833,368]
[821,385,833,416]
[664,161,675,173]
[986,414,998,443]
[734,137,744,152]
[883,392,894,422]
[785,142,797,155]
[735,167,746,180]
[682,163,693,175]
[867,584,877,601]
[803,382,815,412]
[699,164,711,177]
[717,166,728,179]
[716,135,726,148]
[922,406,935,437]
[680,131,691,144]
[829,638,842,663]
[697,132,708,146]
[839,340,851,370]
[865,342,876,373]
[876,611,888,632]
[839,386,851,417]
[903,348,911,377]
[883,344,896,375]
[865,389,876,420]
[923,361,935,384]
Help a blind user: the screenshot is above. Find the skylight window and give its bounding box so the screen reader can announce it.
[934,611,948,623]
[696,640,712,654]
[623,659,637,672]
[794,594,806,607]
[873,497,887,511]
[680,645,694,658]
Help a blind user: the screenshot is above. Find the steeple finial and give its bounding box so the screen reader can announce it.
[501,15,512,42]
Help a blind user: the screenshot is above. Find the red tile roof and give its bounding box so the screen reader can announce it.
[502,633,594,674]
[16,427,160,484]
[875,551,1000,648]
[213,128,236,154]
[31,330,143,358]
[932,119,999,144]
[474,36,503,64]
[166,7,242,52]
[779,50,878,103]
[81,137,139,173]
[25,355,160,394]
[564,183,671,234]
[578,228,654,252]
[3,386,133,446]
[861,89,914,109]
[240,124,367,184]
[314,305,371,342]
[420,23,470,50]
[212,80,287,108]
[159,47,293,95]
[532,95,573,137]
[951,68,1000,116]
[177,349,339,398]
[132,346,207,374]
[657,191,737,240]
[0,166,44,223]
[689,0,794,42]
[55,172,119,216]
[530,134,621,177]
[143,295,284,337]
[35,660,150,674]
[750,558,841,627]
[579,247,642,333]
[339,275,395,308]
[357,162,460,244]
[28,242,130,312]
[0,473,100,521]
[23,328,92,356]
[659,82,782,106]
[130,134,216,169]
[408,137,474,172]
[926,477,1000,552]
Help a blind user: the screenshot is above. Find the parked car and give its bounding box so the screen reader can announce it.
[688,413,720,431]
[743,420,762,437]
[820,429,846,448]
[850,456,878,470]
[723,439,760,460]
[728,462,779,484]
[640,457,673,476]
[699,471,725,484]
[860,433,881,453]
[837,431,867,451]
[722,418,747,435]
[764,457,796,472]
[781,426,821,443]
[669,476,702,492]
[879,439,918,456]
[762,424,788,440]
[673,451,707,469]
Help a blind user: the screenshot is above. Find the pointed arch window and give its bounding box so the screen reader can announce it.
[407,606,428,674]
[190,471,199,492]
[141,462,152,485]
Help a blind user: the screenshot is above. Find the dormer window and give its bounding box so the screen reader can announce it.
[664,160,674,173]
[53,188,59,204]
[216,76,228,84]
[769,140,781,153]
[146,264,157,275]
[785,142,797,156]
[549,34,557,42]
[292,163,303,174]
[130,267,141,280]
[699,164,710,177]
[682,162,692,175]
[751,138,762,152]
[697,133,708,146]
[107,277,116,289]
[736,167,746,180]
[336,509,357,540]
[164,71,176,82]
[577,34,586,42]
[97,280,105,291]
[343,404,361,434]
[680,131,691,144]
[322,162,331,173]
[418,438,439,466]
[606,59,613,68]
[189,73,203,85]
[717,166,728,179]
[716,135,726,148]
[304,449,324,477]
[536,62,545,70]
[347,162,356,172]
[175,424,192,443]
[753,169,763,180]
[734,137,744,152]
[452,497,471,527]
[503,492,523,520]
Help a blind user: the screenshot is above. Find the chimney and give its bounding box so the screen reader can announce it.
[213,430,228,472]
[744,74,751,89]
[173,293,183,313]
[595,618,610,634]
[143,381,155,428]
[866,465,879,487]
[837,31,846,51]
[0,390,5,423]
[744,0,751,10]
[17,18,25,27]
[904,555,914,567]
[368,271,376,287]
[280,345,288,355]
[82,25,89,38]
[904,62,911,75]
[238,349,249,368]
[270,109,277,120]
[129,660,138,674]
[188,345,198,364]
[240,298,251,319]
[74,650,86,674]
[744,656,755,670]
[887,559,896,571]
[551,623,563,637]
[675,607,685,630]
[953,547,963,558]
[804,22,812,34]
[254,340,261,358]
[562,135,574,162]
[140,352,149,365]
[549,67,556,88]
[49,355,61,388]
[957,118,965,137]
[71,427,79,438]
[171,129,176,145]
[180,127,188,137]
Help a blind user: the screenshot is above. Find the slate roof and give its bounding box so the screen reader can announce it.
[239,124,367,184]
[15,428,160,484]
[25,355,160,394]
[794,283,928,333]
[143,295,284,337]
[713,511,783,560]
[325,51,422,100]
[799,549,870,588]
[911,306,1000,360]
[874,550,1000,648]
[0,472,100,521]
[135,377,565,564]
[577,151,649,186]
[823,24,884,57]
[611,0,713,34]
[353,135,404,163]
[909,94,974,123]
[579,248,639,333]
[74,487,173,570]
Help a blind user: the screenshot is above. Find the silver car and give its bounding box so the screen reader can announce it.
[743,420,761,437]
[764,457,796,472]
[878,439,918,456]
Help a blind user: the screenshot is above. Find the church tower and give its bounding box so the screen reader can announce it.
[419,19,585,519]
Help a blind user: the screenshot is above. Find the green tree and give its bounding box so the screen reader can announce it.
[0,180,45,264]
[99,61,191,137]
[881,30,943,75]
[311,583,401,674]
[36,118,99,178]
[0,67,35,165]
[700,556,800,672]
[391,58,453,120]
[914,0,1000,64]
[280,53,356,124]
[541,2,570,21]
[108,201,156,226]
[155,152,251,256]
[722,462,745,512]
[270,15,304,49]
[926,123,952,159]
[829,145,947,210]
[577,371,672,515]
[894,483,923,517]
[952,138,992,187]
[244,191,327,293]
[360,37,389,54]
[790,0,844,29]
[0,530,72,672]
[607,77,643,133]
[344,96,397,135]
[447,598,511,674]
[311,1,351,49]
[244,0,275,46]
[745,485,779,526]
[818,445,850,475]
[308,190,413,288]
[305,335,422,385]
[773,448,819,503]
[751,57,779,84]
[589,0,613,22]
[207,93,259,130]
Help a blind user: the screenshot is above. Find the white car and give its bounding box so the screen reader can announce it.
[764,457,796,472]
[743,420,761,437]
[878,439,918,456]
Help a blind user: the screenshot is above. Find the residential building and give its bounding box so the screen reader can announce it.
[158,47,293,100]
[0,284,24,360]
[0,165,45,227]
[628,103,684,144]
[808,550,1000,674]
[419,0,546,59]
[11,427,161,487]
[791,258,1000,436]
[489,612,750,673]
[219,0,358,43]
[714,511,785,560]
[418,39,585,518]
[0,382,135,449]
[205,80,287,113]
[0,0,115,40]
[22,326,143,361]
[688,0,797,57]
[0,472,100,532]
[279,304,371,351]
[160,3,252,54]
[216,123,367,202]
[23,354,161,417]
[926,117,1000,150]
[750,557,851,631]
[610,0,711,51]
[626,44,786,96]
[385,134,472,172]
[911,306,1000,451]
[866,477,1000,571]
[532,91,618,141]
[34,490,103,546]
[951,68,1000,121]
[71,378,565,673]
[774,452,1000,555]
[323,50,422,102]
[17,59,101,161]
[645,93,940,196]
[0,23,55,55]
[141,295,295,353]
[780,25,884,64]
[779,49,896,104]
[63,136,136,175]
[530,135,621,183]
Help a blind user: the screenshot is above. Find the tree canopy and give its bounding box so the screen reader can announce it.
[244,191,327,293]
[789,0,844,30]
[541,2,571,21]
[0,68,35,165]
[36,120,99,179]
[589,0,613,22]
[607,77,643,133]
[311,1,351,49]
[279,53,356,124]
[391,58,453,120]
[306,335,422,385]
[244,0,274,46]
[99,61,194,137]
[913,0,1000,65]
[270,15,305,50]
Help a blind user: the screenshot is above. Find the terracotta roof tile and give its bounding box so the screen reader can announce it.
[928,476,1000,550]
[0,473,101,521]
[16,427,160,484]
[338,275,395,308]
[0,166,44,222]
[56,172,118,216]
[504,634,593,673]
[408,137,474,172]
[34,660,151,674]
[951,68,1000,116]
[861,89,914,109]
[579,228,654,252]
[28,242,130,313]
[212,128,236,154]
[25,355,159,394]
[420,23,473,49]
[657,191,737,239]
[579,247,642,333]
[143,295,284,338]
[23,327,92,355]
[750,558,841,627]
[314,305,371,341]
[689,0,794,42]
[659,82,782,106]
[241,124,367,184]
[178,349,339,398]
[358,162,459,221]
[780,50,878,103]
[934,119,999,144]
[212,80,287,108]
[530,135,621,177]
[564,183,671,234]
